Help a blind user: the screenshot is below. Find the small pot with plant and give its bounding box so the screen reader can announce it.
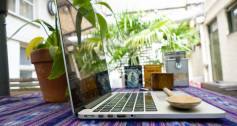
[10,19,67,102]
[9,0,116,102]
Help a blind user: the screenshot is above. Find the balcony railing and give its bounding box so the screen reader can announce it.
[10,78,39,89]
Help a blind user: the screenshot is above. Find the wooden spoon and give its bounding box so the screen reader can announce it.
[163,88,202,109]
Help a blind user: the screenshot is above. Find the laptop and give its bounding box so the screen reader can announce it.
[55,0,226,119]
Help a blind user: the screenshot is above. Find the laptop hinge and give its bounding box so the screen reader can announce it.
[84,93,112,109]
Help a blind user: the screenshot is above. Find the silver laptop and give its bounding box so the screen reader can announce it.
[55,0,226,119]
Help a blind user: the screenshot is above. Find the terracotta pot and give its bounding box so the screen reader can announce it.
[31,48,67,102]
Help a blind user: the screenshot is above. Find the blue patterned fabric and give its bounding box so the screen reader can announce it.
[0,87,237,126]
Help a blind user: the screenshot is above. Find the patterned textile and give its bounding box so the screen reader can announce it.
[0,87,237,126]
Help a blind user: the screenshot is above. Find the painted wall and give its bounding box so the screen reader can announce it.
[217,11,237,81]
[201,0,237,82]
[7,40,20,78]
[189,46,205,82]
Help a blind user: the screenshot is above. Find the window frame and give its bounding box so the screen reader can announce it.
[227,1,237,33]
[19,46,31,66]
[8,0,16,12]
[20,70,33,79]
[8,0,35,21]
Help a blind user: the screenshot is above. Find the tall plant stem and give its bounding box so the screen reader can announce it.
[76,12,82,45]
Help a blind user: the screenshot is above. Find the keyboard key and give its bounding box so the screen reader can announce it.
[93,93,122,112]
[145,92,157,111]
[134,93,144,112]
[111,93,131,112]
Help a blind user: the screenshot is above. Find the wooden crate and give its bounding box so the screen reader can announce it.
[144,65,162,89]
[151,73,174,90]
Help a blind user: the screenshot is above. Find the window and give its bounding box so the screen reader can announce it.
[8,0,16,12]
[20,47,31,65]
[8,0,34,20]
[20,70,32,79]
[227,2,237,33]
[20,0,34,19]
[20,47,33,79]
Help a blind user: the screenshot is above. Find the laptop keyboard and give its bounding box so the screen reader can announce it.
[111,93,130,112]
[145,93,157,111]
[123,93,137,112]
[93,92,157,112]
[134,93,144,111]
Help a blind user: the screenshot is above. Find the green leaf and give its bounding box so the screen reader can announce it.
[8,21,32,40]
[25,37,44,58]
[48,50,65,80]
[96,13,108,39]
[73,0,89,7]
[35,19,55,31]
[79,3,96,27]
[36,43,48,49]
[45,31,58,47]
[8,19,54,40]
[48,46,58,58]
[150,20,168,30]
[84,36,101,43]
[96,2,114,13]
[73,0,80,5]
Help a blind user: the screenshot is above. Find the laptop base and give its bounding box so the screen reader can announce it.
[78,91,225,119]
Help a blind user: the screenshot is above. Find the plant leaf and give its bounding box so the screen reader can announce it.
[150,20,168,30]
[73,0,80,6]
[8,19,54,40]
[79,3,96,27]
[84,36,101,43]
[46,31,58,47]
[73,0,89,7]
[48,46,58,58]
[96,13,108,39]
[48,50,65,80]
[25,37,44,58]
[36,43,48,49]
[96,2,114,13]
[76,12,83,44]
[34,19,55,32]
[8,21,32,40]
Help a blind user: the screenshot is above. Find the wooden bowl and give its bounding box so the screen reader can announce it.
[163,88,202,109]
[166,95,202,109]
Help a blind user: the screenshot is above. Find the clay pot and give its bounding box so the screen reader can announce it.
[31,49,67,102]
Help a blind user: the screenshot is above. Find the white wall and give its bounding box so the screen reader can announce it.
[217,10,237,81]
[204,0,234,24]
[201,0,237,82]
[6,0,55,79]
[199,24,213,81]
[6,1,54,42]
[189,46,205,82]
[7,40,20,78]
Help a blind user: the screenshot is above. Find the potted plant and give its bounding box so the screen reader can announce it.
[10,19,67,102]
[9,0,115,102]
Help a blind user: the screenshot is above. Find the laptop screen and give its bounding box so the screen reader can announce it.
[56,0,112,114]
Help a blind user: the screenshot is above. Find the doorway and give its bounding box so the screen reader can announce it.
[208,19,223,81]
